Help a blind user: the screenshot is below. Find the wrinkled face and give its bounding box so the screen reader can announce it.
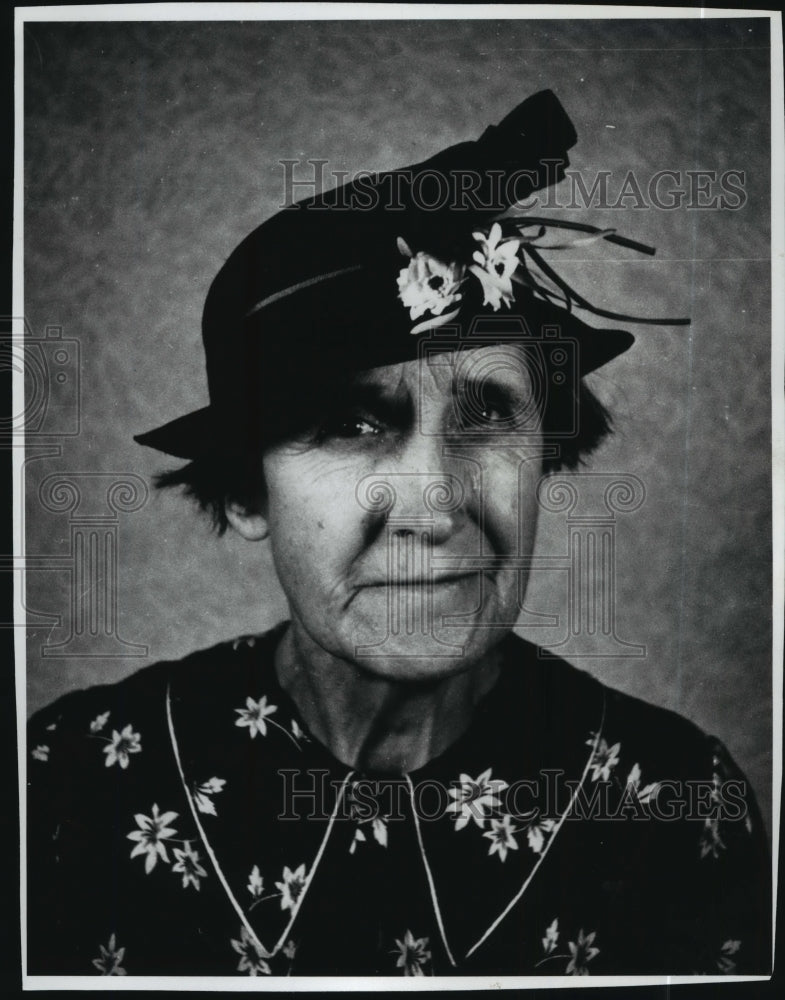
[261,344,544,682]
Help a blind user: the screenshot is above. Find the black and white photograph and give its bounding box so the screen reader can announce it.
[15,4,780,986]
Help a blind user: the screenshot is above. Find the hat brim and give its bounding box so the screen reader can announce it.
[134,319,633,460]
[134,407,218,460]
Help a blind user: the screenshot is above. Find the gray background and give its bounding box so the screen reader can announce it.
[23,19,772,834]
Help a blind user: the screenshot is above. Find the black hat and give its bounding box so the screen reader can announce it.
[135,90,686,460]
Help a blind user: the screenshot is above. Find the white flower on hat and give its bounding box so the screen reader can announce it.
[469,222,521,310]
[396,244,464,323]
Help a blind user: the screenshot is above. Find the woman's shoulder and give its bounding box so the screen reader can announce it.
[505,635,768,880]
[503,634,745,785]
[27,623,287,751]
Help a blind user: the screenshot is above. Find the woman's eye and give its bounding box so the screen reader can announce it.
[337,418,380,437]
[475,398,513,425]
[319,413,383,440]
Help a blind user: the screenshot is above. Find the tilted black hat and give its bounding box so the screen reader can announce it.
[135,90,687,459]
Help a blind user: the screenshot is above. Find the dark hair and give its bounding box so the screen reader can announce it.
[154,374,613,534]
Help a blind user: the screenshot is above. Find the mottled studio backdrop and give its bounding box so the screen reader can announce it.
[23,19,772,833]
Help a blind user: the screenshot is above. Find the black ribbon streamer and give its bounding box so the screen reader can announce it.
[505,218,691,327]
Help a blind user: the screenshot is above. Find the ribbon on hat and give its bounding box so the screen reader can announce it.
[394,217,691,335]
[241,90,689,331]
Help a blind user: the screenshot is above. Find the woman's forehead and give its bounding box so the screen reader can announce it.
[349,344,534,397]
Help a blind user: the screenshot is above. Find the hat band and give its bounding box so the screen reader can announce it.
[244,264,364,318]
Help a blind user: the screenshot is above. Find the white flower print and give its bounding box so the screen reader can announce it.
[542,917,559,955]
[371,816,388,847]
[397,250,464,322]
[469,222,521,310]
[566,928,600,975]
[290,718,308,742]
[193,776,226,815]
[171,841,208,890]
[247,865,264,899]
[127,804,178,874]
[483,814,519,862]
[392,929,431,976]
[247,864,265,899]
[232,635,257,651]
[347,781,390,853]
[699,816,727,860]
[698,764,735,859]
[717,939,741,973]
[525,817,557,855]
[585,735,620,782]
[90,710,110,733]
[282,939,298,961]
[626,762,659,803]
[193,793,216,815]
[92,932,126,975]
[31,745,49,762]
[710,768,724,805]
[349,827,367,853]
[103,725,142,769]
[230,924,271,976]
[234,696,277,738]
[448,768,508,831]
[349,817,390,854]
[275,863,308,912]
[536,919,601,973]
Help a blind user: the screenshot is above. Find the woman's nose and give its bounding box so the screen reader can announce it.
[358,434,476,546]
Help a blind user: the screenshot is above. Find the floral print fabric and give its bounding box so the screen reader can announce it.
[27,627,771,977]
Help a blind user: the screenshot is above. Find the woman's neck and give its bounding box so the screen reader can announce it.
[273,622,503,775]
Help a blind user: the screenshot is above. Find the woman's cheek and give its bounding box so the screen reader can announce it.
[484,455,541,550]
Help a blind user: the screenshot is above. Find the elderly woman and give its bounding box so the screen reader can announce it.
[27,91,770,978]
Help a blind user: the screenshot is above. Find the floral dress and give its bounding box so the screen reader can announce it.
[27,624,770,977]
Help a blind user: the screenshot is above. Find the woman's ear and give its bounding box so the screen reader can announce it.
[225,501,269,541]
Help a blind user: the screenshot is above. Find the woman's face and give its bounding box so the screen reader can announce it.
[259,344,544,682]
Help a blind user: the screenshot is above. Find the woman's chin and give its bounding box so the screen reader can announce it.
[344,625,505,684]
